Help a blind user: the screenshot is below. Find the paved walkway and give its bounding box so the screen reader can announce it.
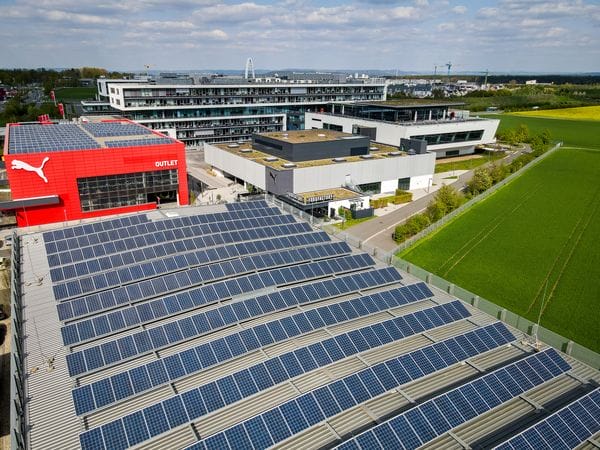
[343,147,528,253]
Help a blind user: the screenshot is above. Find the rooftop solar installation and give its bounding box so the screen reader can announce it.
[7,120,174,154]
[82,122,154,137]
[105,137,174,147]
[12,199,600,450]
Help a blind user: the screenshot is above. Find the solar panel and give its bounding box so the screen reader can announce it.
[105,138,174,147]
[56,240,351,322]
[8,123,99,154]
[494,388,600,450]
[82,122,154,137]
[333,348,571,450]
[65,253,376,377]
[45,205,284,261]
[78,322,517,449]
[72,281,435,415]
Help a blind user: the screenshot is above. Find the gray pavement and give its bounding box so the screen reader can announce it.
[344,148,528,253]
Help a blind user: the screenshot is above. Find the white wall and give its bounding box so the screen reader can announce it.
[305,112,500,158]
[380,179,398,194]
[292,152,435,194]
[329,196,370,214]
[204,145,266,190]
[409,174,433,190]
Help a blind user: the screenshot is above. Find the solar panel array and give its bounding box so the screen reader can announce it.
[82,122,154,137]
[7,122,175,154]
[494,388,600,450]
[105,138,174,148]
[79,303,491,450]
[176,323,520,450]
[73,289,449,416]
[8,123,99,154]
[24,198,592,450]
[333,349,571,450]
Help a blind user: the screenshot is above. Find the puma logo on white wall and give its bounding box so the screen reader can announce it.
[11,157,50,183]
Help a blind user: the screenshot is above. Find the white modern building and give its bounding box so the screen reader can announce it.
[205,129,435,216]
[97,77,387,147]
[306,102,499,158]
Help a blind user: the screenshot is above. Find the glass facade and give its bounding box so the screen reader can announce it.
[330,103,452,122]
[411,130,484,145]
[78,169,178,212]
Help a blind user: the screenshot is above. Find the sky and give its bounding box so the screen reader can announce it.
[0,0,599,73]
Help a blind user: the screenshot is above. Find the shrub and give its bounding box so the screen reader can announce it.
[488,163,509,184]
[393,190,413,203]
[466,167,493,195]
[393,213,431,243]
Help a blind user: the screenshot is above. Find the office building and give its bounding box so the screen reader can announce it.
[98,77,387,147]
[205,129,435,216]
[306,102,500,158]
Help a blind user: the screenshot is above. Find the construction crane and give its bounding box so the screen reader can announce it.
[445,62,453,78]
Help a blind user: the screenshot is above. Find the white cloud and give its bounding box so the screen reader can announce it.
[452,5,467,14]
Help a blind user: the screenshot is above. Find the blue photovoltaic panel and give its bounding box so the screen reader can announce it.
[66,253,376,377]
[60,237,377,344]
[105,138,175,148]
[54,238,349,302]
[8,123,99,154]
[82,122,154,137]
[42,212,151,244]
[51,222,317,286]
[72,281,437,415]
[181,348,567,450]
[56,239,351,325]
[45,206,284,264]
[494,388,600,450]
[333,348,571,450]
[79,322,516,450]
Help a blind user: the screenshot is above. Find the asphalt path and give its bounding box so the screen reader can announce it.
[344,148,528,253]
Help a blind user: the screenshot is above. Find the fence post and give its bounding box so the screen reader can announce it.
[447,283,454,295]
[425,273,432,284]
[499,308,507,321]
[472,295,479,307]
[566,340,574,356]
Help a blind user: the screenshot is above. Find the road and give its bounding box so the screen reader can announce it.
[344,148,528,253]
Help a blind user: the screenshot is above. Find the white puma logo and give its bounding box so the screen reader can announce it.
[11,157,50,183]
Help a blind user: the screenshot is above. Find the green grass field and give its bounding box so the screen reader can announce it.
[434,152,505,173]
[400,148,600,352]
[54,87,97,101]
[482,113,600,149]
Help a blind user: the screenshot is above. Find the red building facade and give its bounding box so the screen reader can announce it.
[4,120,189,227]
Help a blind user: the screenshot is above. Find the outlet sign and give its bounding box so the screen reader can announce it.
[155,160,178,168]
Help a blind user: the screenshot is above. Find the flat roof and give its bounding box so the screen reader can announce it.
[338,100,466,108]
[13,199,600,450]
[216,141,407,170]
[6,119,176,155]
[258,129,364,144]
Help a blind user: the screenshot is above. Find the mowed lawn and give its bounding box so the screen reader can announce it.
[400,148,600,352]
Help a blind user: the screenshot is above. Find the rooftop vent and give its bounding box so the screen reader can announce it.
[408,149,416,155]
[264,156,278,162]
[360,154,374,159]
[282,163,297,168]
[240,148,252,153]
[369,146,379,151]
[318,133,326,137]
[227,143,239,148]
[388,151,402,156]
[333,157,346,162]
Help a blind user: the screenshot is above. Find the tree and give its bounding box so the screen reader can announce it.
[425,184,464,222]
[467,167,493,195]
[488,163,508,184]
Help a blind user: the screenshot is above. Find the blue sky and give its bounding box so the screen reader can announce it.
[0,0,598,72]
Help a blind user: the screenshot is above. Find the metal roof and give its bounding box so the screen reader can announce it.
[13,199,600,450]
